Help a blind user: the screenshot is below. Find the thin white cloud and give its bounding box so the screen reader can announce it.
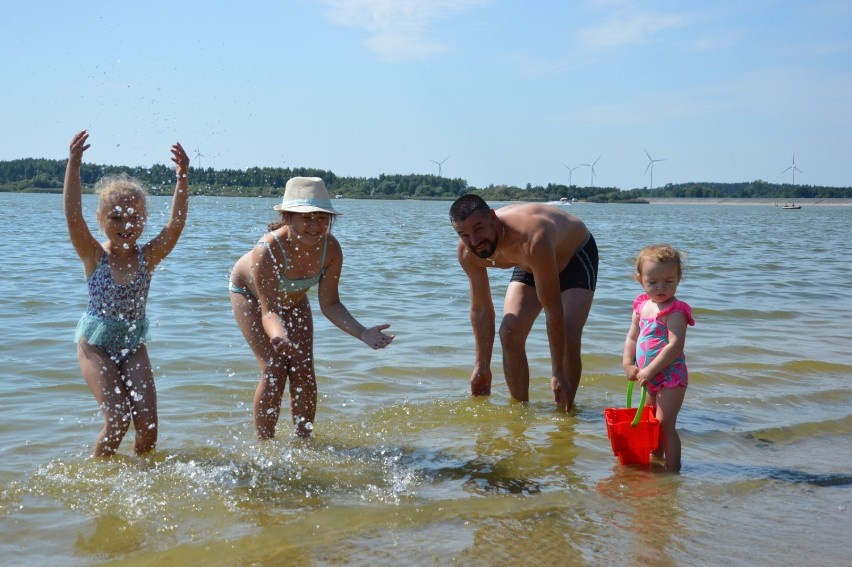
[681,31,738,53]
[578,11,693,50]
[322,0,488,61]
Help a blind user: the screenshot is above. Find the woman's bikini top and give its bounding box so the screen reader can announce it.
[266,232,328,294]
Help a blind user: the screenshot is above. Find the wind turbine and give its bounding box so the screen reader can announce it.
[561,162,583,186]
[430,156,449,177]
[581,156,601,187]
[194,147,205,169]
[644,148,665,189]
[781,153,803,184]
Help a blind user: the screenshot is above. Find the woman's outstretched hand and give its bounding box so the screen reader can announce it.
[361,324,394,349]
[270,335,299,356]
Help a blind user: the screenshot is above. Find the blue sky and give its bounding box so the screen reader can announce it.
[3,0,851,190]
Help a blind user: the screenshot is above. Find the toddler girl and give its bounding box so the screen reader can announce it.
[622,244,694,471]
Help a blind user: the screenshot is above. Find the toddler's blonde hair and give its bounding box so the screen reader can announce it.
[635,244,686,281]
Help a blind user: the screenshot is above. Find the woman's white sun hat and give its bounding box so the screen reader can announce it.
[273,177,339,215]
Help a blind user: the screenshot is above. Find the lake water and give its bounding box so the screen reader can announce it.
[1,193,850,566]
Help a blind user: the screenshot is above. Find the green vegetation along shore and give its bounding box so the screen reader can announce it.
[2,157,850,203]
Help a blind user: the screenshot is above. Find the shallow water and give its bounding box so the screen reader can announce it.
[1,193,850,566]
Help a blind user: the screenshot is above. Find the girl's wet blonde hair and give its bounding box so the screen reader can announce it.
[94,173,149,230]
[635,244,686,281]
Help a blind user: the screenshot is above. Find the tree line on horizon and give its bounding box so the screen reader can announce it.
[1,157,850,202]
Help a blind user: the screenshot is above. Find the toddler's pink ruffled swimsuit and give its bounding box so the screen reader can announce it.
[634,294,695,393]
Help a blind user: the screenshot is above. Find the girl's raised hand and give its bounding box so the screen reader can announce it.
[171,142,189,180]
[69,130,90,165]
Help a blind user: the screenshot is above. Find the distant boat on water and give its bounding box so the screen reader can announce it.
[780,203,801,209]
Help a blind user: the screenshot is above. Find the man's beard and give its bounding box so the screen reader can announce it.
[471,240,496,259]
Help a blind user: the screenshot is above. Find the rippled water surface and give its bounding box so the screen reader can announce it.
[1,193,850,566]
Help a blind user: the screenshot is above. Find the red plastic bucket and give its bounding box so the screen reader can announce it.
[605,382,660,465]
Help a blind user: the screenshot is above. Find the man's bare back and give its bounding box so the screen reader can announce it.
[450,195,598,412]
[458,202,590,272]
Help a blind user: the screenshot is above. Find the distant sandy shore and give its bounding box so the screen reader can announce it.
[642,198,852,207]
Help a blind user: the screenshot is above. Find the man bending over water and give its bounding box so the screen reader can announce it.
[449,194,598,412]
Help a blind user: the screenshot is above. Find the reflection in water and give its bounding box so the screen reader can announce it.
[75,514,144,558]
[428,414,599,564]
[596,468,685,567]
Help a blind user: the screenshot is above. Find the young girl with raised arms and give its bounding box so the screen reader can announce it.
[622,244,695,472]
[63,130,190,457]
